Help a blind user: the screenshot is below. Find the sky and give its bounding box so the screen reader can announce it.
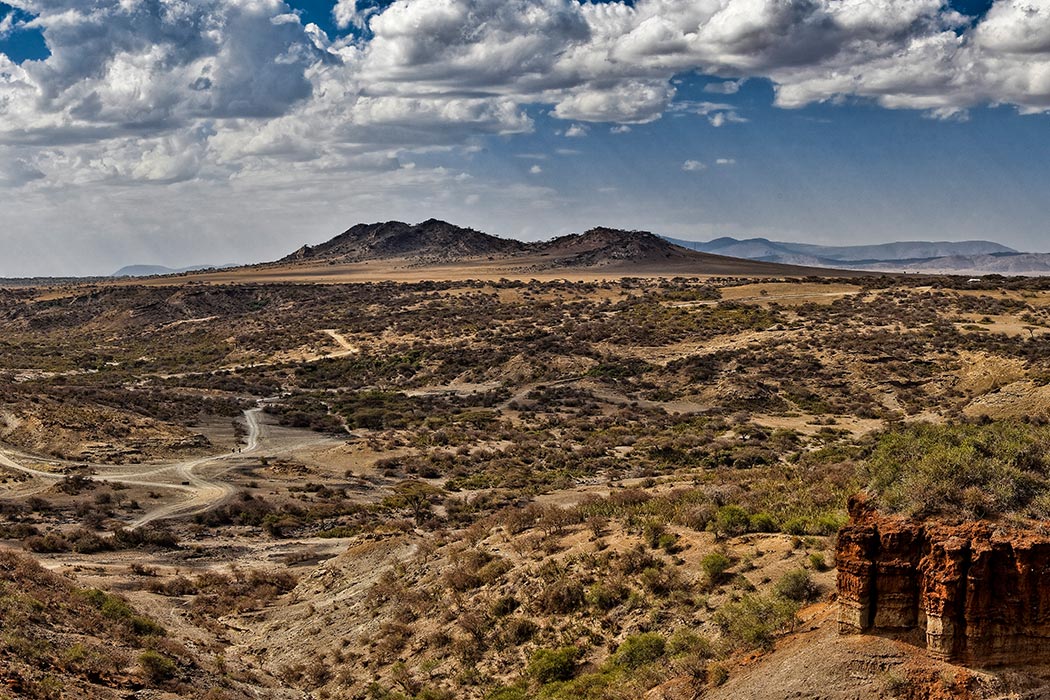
[1,0,1049,277]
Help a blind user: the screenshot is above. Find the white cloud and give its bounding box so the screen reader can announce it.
[3,0,1050,194]
[681,159,706,171]
[610,125,631,134]
[551,79,675,123]
[0,150,44,187]
[333,0,377,30]
[529,164,542,174]
[706,79,742,95]
[0,12,16,39]
[708,112,745,127]
[715,158,736,165]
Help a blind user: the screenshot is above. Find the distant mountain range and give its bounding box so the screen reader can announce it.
[272,220,1050,277]
[111,263,231,278]
[109,226,1050,281]
[276,219,845,276]
[663,236,1050,274]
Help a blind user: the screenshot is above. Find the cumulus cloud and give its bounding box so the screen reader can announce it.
[529,164,542,174]
[0,0,1049,194]
[333,0,376,30]
[681,159,706,171]
[715,158,736,165]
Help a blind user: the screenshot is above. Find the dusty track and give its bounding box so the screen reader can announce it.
[0,405,331,528]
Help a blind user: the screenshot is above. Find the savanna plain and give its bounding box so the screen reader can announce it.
[4,271,1050,699]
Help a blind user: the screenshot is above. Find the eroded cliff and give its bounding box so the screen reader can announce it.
[837,495,1050,666]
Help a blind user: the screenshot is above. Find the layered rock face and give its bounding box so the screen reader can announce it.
[837,496,1050,666]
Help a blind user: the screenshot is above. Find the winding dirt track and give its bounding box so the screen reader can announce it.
[126,407,264,528]
[0,405,319,528]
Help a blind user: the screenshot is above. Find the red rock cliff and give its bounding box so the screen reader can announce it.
[837,495,1050,666]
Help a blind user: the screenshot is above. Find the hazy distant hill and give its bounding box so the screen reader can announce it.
[859,252,1050,275]
[666,236,1017,264]
[112,264,225,277]
[661,235,1050,274]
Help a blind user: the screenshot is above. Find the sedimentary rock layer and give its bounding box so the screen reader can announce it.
[837,496,1050,666]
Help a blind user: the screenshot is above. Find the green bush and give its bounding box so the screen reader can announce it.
[667,629,715,658]
[774,569,819,603]
[585,581,629,611]
[527,646,580,684]
[486,685,529,700]
[700,552,732,583]
[138,650,177,683]
[711,505,751,537]
[865,421,1050,518]
[780,517,809,536]
[81,588,165,637]
[748,512,778,533]
[611,633,665,670]
[812,512,848,535]
[713,594,799,651]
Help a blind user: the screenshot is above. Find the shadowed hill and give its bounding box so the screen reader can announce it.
[281,218,526,264]
[535,227,699,266]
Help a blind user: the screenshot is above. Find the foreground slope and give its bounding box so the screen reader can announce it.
[0,548,295,699]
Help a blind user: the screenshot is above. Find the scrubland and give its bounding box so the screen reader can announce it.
[3,273,1050,698]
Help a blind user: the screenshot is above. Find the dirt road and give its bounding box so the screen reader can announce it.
[0,405,327,528]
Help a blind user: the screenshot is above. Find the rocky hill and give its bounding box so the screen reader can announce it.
[282,218,526,264]
[533,227,701,267]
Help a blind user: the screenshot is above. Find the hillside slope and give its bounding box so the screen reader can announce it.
[0,548,289,699]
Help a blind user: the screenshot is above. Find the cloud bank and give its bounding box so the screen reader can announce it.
[0,0,1048,190]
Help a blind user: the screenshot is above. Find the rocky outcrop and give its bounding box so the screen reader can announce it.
[837,495,1050,666]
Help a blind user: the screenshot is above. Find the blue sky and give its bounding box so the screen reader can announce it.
[0,0,1048,276]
